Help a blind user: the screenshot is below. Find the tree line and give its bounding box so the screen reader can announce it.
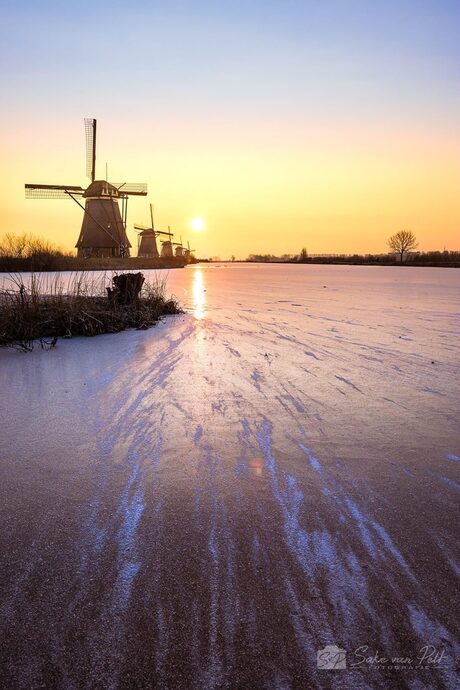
[0,233,76,271]
[247,231,460,266]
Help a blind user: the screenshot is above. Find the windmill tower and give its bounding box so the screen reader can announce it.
[173,238,184,258]
[160,227,174,258]
[134,203,160,258]
[25,118,147,258]
[184,241,196,263]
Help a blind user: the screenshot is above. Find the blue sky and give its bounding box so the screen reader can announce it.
[1,0,458,122]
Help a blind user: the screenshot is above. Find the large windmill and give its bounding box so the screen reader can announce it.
[25,118,147,258]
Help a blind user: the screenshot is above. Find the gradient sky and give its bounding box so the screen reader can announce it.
[0,0,459,258]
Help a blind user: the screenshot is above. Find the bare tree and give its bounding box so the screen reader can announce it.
[0,232,28,258]
[299,247,308,261]
[0,232,69,259]
[387,230,418,263]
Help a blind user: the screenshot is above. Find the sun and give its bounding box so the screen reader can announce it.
[191,217,205,232]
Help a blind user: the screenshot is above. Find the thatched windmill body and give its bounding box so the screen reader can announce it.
[25,119,147,258]
[173,237,184,258]
[134,205,175,258]
[134,203,160,258]
[160,226,174,258]
[184,241,195,262]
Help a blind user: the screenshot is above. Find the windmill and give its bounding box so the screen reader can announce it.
[184,241,196,263]
[25,118,147,258]
[160,227,174,258]
[172,237,184,258]
[134,203,160,258]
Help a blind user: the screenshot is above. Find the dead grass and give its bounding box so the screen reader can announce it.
[0,271,182,351]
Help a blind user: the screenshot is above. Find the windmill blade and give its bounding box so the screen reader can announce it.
[156,230,173,237]
[134,224,151,231]
[25,184,85,199]
[85,118,96,181]
[150,203,154,230]
[111,182,147,196]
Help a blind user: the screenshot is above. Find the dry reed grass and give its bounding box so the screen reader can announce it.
[0,271,182,351]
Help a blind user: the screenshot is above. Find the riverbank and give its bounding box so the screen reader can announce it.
[246,257,460,268]
[0,255,188,273]
[0,272,182,351]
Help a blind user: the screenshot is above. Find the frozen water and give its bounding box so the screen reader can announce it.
[0,263,459,688]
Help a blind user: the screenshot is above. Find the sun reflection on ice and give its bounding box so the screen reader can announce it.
[249,458,264,477]
[192,268,206,319]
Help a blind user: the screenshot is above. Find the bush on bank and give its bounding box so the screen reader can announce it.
[0,272,182,351]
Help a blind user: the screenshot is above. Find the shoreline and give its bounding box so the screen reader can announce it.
[244,260,460,268]
[0,256,189,273]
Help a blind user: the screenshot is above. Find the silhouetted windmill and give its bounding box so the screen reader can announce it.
[134,203,160,258]
[172,237,184,258]
[25,118,147,258]
[184,240,196,262]
[160,227,174,258]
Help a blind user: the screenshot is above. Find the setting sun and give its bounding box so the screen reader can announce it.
[191,217,205,232]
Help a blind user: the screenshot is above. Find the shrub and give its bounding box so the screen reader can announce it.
[0,271,182,351]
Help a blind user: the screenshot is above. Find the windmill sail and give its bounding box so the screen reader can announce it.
[85,118,96,182]
[111,182,148,195]
[25,184,85,199]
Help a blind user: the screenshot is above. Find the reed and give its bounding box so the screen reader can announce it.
[0,271,182,351]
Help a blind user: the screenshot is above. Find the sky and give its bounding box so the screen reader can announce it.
[0,0,459,258]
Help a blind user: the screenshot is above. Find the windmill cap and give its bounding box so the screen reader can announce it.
[83,180,120,198]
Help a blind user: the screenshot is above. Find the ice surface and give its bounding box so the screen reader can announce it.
[0,264,459,688]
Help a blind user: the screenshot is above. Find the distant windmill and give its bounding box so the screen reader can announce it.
[184,240,196,262]
[25,118,147,258]
[160,227,174,258]
[172,237,184,258]
[134,203,160,258]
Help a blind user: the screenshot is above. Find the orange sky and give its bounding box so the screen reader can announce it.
[1,115,458,259]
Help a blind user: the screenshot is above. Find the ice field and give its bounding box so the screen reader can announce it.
[1,263,459,689]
